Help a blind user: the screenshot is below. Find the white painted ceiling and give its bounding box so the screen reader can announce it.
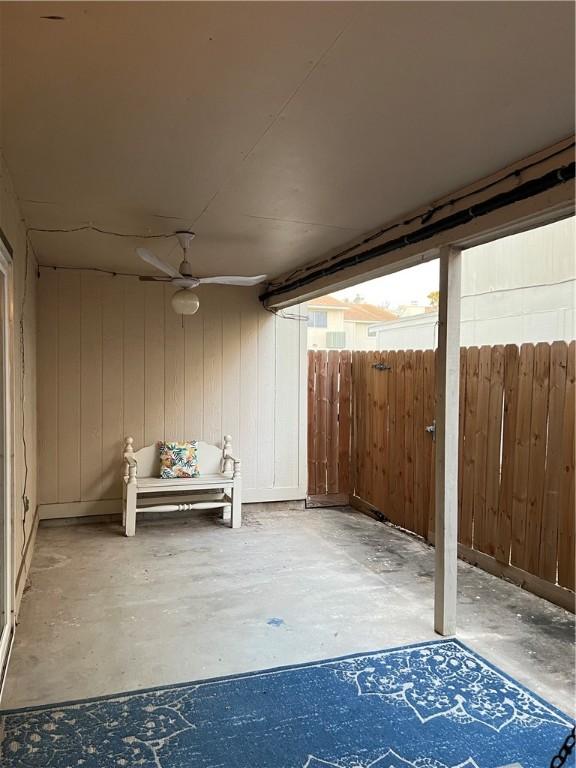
[1,1,574,280]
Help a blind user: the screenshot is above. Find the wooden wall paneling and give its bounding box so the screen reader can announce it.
[413,349,425,537]
[338,350,352,495]
[57,272,82,502]
[557,340,575,591]
[164,287,185,441]
[510,343,535,568]
[472,345,492,552]
[539,341,568,582]
[202,298,223,446]
[222,296,241,455]
[274,313,300,489]
[144,283,165,445]
[256,310,276,490]
[524,342,551,575]
[422,349,435,537]
[326,350,339,493]
[37,269,59,503]
[404,350,415,533]
[483,345,505,557]
[460,346,479,548]
[101,276,124,499]
[239,307,258,488]
[315,350,328,494]
[183,305,204,440]
[123,277,145,449]
[495,344,519,565]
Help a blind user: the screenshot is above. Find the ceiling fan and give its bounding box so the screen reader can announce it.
[136,231,267,315]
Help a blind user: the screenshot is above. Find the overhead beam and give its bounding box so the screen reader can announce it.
[434,245,461,636]
[262,136,574,309]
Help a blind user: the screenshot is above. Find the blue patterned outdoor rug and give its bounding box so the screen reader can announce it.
[1,639,573,768]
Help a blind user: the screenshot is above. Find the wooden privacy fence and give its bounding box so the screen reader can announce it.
[307,342,575,596]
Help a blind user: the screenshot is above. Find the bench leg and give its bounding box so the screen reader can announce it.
[231,482,241,529]
[125,484,137,537]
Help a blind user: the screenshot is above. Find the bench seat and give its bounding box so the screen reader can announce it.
[122,436,242,536]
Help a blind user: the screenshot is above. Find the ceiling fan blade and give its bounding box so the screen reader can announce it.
[198,275,267,286]
[136,247,180,278]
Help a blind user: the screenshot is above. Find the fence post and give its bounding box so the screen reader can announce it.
[435,245,462,636]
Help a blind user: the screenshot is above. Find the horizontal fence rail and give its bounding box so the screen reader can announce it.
[307,342,575,600]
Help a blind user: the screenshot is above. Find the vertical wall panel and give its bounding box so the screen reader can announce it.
[275,313,300,489]
[80,274,103,500]
[164,286,185,441]
[184,307,204,439]
[240,308,258,489]
[57,272,82,502]
[123,277,145,449]
[144,283,165,444]
[102,277,124,499]
[37,269,59,504]
[221,296,241,454]
[256,310,275,490]
[202,299,222,446]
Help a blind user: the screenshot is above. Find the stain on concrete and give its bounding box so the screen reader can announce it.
[266,618,285,627]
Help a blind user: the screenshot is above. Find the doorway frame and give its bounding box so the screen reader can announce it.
[0,237,14,696]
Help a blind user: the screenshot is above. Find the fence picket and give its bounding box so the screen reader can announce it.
[460,347,479,548]
[307,352,317,495]
[338,350,352,495]
[473,345,492,553]
[326,351,340,493]
[524,343,551,575]
[495,344,519,565]
[558,340,575,591]
[510,344,535,569]
[484,345,505,557]
[315,350,328,495]
[539,341,568,581]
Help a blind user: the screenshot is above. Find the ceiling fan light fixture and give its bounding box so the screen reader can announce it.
[171,289,200,315]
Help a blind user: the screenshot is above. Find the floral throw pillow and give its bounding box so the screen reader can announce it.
[158,441,200,479]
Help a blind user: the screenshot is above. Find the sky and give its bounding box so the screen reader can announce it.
[333,259,439,308]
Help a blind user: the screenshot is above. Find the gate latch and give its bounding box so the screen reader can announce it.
[372,362,392,371]
[425,421,436,441]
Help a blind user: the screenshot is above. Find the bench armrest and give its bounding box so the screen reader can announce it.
[123,437,138,483]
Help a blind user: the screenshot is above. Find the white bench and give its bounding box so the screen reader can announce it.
[122,435,242,536]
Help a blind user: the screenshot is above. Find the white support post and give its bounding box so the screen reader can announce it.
[434,245,461,636]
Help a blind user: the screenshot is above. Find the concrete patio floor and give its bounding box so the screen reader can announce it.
[3,504,574,715]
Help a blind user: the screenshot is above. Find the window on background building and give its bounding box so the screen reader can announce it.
[368,328,377,337]
[308,310,327,328]
[326,331,346,348]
